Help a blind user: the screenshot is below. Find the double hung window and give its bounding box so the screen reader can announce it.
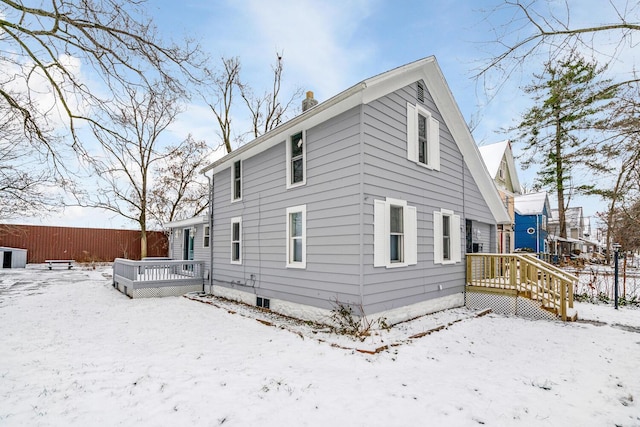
[231,217,242,264]
[232,160,241,201]
[434,209,461,264]
[286,205,306,268]
[407,101,440,170]
[374,198,417,268]
[286,131,306,188]
[203,225,210,248]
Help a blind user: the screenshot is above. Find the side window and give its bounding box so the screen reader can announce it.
[407,102,440,170]
[286,205,306,268]
[434,209,461,264]
[389,205,404,263]
[499,159,507,180]
[232,160,242,201]
[231,217,242,264]
[203,225,210,248]
[286,131,306,188]
[374,197,417,268]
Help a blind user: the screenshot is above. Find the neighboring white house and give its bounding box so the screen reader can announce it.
[167,57,510,325]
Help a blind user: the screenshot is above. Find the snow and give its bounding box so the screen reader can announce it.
[478,140,509,178]
[1,265,639,426]
[514,191,549,216]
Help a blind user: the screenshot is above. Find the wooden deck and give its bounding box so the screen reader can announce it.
[112,258,205,298]
[466,253,578,321]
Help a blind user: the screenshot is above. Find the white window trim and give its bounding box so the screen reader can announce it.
[203,225,210,248]
[434,208,461,265]
[230,217,242,265]
[407,102,440,171]
[374,197,417,268]
[285,130,306,189]
[231,160,242,202]
[285,205,306,268]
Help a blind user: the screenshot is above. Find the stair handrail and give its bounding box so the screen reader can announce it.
[466,253,577,321]
[513,254,577,320]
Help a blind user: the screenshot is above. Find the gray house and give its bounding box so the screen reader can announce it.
[168,57,510,324]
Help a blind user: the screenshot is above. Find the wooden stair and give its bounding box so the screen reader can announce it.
[466,253,578,321]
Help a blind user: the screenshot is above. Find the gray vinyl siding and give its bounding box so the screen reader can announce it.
[360,81,494,314]
[209,79,497,316]
[211,106,363,311]
[168,223,211,274]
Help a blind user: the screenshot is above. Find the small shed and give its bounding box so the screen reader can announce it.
[0,247,28,268]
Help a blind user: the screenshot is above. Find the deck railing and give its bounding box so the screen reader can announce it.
[112,258,205,298]
[466,253,578,321]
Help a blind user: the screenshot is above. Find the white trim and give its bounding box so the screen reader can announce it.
[231,159,242,203]
[406,102,440,171]
[434,208,461,265]
[286,205,306,268]
[230,217,242,265]
[286,130,306,189]
[374,197,417,268]
[203,225,210,248]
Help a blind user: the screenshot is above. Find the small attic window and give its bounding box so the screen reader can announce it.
[499,159,507,180]
[417,82,425,103]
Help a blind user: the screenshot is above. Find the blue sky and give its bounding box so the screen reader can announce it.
[24,0,632,229]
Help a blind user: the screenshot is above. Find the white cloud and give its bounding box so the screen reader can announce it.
[214,0,379,101]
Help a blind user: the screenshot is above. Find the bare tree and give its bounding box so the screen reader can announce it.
[0,106,61,219]
[0,0,202,166]
[240,53,303,139]
[206,57,241,154]
[147,135,211,228]
[206,53,302,153]
[77,82,183,258]
[595,83,640,252]
[478,0,640,92]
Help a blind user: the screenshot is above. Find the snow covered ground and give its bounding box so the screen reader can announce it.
[1,265,639,426]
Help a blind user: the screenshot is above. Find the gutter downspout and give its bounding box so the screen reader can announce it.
[206,172,214,294]
[536,214,540,254]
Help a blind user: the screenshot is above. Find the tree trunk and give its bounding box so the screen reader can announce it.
[554,109,568,256]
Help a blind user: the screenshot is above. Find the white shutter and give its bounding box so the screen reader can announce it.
[429,116,440,171]
[405,206,417,265]
[452,214,461,263]
[406,103,417,162]
[374,199,386,267]
[433,210,442,264]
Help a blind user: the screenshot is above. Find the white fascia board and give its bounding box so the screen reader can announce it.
[504,144,522,194]
[422,60,511,225]
[164,215,208,229]
[361,57,436,104]
[201,84,365,176]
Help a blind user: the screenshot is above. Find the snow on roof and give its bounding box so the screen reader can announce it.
[514,191,548,215]
[478,140,509,178]
[163,215,208,229]
[550,207,583,226]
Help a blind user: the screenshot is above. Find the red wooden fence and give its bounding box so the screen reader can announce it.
[0,224,168,263]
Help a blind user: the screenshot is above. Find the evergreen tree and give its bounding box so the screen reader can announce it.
[514,52,617,250]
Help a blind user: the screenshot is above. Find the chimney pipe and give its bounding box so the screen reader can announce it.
[302,91,318,112]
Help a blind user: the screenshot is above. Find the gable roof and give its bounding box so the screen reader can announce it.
[550,207,584,227]
[514,192,550,216]
[478,140,522,194]
[201,56,510,224]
